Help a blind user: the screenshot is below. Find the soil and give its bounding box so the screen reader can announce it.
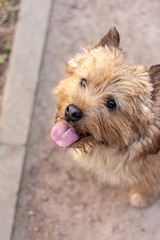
[0,0,19,113]
[11,0,160,239]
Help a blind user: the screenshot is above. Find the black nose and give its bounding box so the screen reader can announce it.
[65,104,84,122]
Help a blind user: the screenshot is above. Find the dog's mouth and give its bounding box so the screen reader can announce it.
[51,122,90,147]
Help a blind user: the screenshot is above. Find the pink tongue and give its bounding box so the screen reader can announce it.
[51,122,79,147]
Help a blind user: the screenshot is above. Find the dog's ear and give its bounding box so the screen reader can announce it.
[149,65,160,84]
[66,60,76,75]
[96,27,120,49]
[149,65,160,99]
[66,54,84,75]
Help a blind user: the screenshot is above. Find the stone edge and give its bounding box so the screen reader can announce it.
[0,0,52,239]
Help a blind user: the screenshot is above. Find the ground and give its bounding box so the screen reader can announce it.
[6,0,160,239]
[0,0,19,112]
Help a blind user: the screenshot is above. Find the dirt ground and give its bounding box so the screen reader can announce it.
[12,0,160,240]
[0,0,19,113]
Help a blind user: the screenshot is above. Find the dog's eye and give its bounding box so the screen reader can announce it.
[106,99,117,110]
[80,78,87,87]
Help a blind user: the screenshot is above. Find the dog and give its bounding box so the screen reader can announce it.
[51,27,160,208]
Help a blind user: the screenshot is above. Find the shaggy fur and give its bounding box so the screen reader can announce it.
[54,27,160,207]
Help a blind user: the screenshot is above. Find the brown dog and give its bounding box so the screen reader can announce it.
[51,27,160,208]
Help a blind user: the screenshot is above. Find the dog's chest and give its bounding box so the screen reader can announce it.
[70,145,134,186]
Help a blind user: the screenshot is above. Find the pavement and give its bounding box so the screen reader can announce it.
[1,0,160,239]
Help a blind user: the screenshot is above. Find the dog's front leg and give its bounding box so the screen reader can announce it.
[129,185,159,208]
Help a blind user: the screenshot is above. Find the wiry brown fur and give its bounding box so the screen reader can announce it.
[54,27,160,207]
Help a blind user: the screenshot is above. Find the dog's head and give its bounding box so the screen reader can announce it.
[51,28,160,154]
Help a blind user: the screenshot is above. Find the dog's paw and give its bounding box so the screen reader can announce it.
[129,189,156,208]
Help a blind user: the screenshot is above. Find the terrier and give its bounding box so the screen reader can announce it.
[51,27,160,208]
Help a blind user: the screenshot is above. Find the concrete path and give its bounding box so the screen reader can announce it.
[1,0,160,239]
[0,0,52,239]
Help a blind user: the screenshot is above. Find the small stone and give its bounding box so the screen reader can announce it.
[34,226,39,232]
[88,217,94,222]
[28,210,35,216]
[111,224,119,233]
[141,228,145,232]
[42,195,49,201]
[39,168,44,173]
[44,232,49,240]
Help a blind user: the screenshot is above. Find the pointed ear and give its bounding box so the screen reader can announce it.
[66,60,77,75]
[65,54,83,75]
[96,27,120,49]
[149,65,160,84]
[149,65,160,99]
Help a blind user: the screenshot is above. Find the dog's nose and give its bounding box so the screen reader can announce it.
[65,104,84,122]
